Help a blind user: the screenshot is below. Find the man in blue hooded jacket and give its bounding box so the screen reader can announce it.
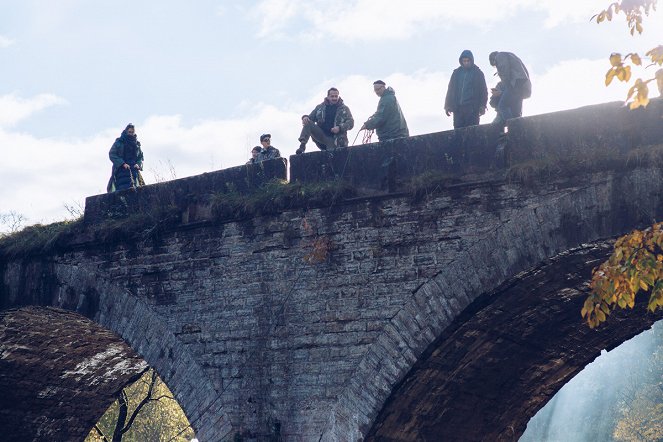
[444,50,488,129]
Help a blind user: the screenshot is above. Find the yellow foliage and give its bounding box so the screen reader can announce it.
[584,222,663,328]
[647,45,663,64]
[595,1,662,105]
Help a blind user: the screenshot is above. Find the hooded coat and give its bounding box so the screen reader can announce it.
[444,50,488,112]
[304,97,355,147]
[363,87,409,141]
[107,132,144,192]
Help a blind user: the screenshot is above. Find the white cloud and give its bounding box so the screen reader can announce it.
[0,93,67,128]
[527,58,631,116]
[251,0,612,41]
[0,35,14,48]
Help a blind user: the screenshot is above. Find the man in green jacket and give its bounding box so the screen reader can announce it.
[360,80,409,142]
[296,87,354,154]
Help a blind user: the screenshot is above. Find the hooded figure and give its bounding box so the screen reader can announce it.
[107,124,144,192]
[361,81,409,142]
[444,49,488,129]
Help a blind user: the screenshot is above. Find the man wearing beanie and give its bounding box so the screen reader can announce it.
[360,80,409,142]
[257,134,281,161]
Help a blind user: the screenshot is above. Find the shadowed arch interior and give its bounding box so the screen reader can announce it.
[366,241,663,441]
[0,307,148,442]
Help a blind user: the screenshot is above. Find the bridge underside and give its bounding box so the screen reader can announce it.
[0,307,148,442]
[367,240,663,441]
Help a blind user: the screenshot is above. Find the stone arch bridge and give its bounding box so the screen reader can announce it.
[2,100,663,441]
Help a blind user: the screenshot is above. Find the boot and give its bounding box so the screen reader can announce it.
[296,143,306,155]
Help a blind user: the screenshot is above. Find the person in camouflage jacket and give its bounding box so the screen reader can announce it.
[257,134,281,161]
[296,87,354,154]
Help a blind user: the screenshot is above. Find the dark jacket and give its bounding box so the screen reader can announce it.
[363,87,409,141]
[304,97,355,147]
[107,135,144,192]
[445,50,488,112]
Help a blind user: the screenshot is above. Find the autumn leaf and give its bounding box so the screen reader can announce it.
[646,45,663,65]
[610,52,623,66]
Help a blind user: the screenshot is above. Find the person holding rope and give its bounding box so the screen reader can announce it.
[107,123,144,192]
[360,80,409,142]
[296,87,355,154]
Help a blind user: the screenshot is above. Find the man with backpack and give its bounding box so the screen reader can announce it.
[488,51,532,125]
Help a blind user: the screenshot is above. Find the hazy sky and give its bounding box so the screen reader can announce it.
[1,0,662,227]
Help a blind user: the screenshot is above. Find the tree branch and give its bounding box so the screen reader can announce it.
[94,424,110,442]
[112,389,129,442]
[121,369,159,435]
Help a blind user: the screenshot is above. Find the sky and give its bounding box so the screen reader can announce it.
[1,0,662,229]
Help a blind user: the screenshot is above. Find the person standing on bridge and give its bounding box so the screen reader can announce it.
[360,80,409,142]
[296,87,355,154]
[257,134,281,161]
[107,123,144,192]
[444,50,488,129]
[489,51,531,126]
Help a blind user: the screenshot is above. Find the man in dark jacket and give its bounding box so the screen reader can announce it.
[257,134,281,161]
[107,123,144,192]
[489,51,531,125]
[360,80,409,142]
[296,87,354,154]
[444,50,488,129]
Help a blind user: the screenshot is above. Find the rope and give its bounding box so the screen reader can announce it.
[128,165,137,191]
[362,129,374,144]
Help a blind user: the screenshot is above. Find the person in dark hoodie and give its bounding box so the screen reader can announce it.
[296,87,354,154]
[107,123,144,192]
[444,50,488,129]
[360,80,409,142]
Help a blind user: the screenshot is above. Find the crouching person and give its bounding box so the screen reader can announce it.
[296,87,354,154]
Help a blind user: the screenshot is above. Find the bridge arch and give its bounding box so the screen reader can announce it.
[0,263,232,441]
[320,167,663,441]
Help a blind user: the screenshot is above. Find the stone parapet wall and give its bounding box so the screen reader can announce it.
[508,98,663,163]
[84,157,287,224]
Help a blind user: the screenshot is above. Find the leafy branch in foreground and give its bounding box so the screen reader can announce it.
[594,0,663,108]
[583,222,663,328]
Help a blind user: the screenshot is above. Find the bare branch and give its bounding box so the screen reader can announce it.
[94,424,110,442]
[121,369,159,435]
